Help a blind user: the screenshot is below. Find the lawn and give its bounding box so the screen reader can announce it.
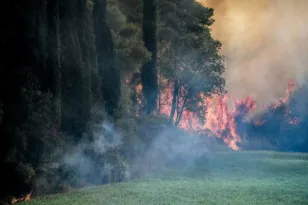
[23,151,308,205]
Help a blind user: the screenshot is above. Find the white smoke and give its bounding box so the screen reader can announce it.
[199,0,308,105]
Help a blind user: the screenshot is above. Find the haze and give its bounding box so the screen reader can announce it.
[199,0,308,105]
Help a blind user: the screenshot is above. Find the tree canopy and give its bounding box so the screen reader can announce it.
[0,0,226,202]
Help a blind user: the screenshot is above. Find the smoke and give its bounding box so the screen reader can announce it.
[62,121,122,159]
[149,128,209,162]
[91,122,122,155]
[58,120,124,185]
[129,125,217,178]
[199,0,308,105]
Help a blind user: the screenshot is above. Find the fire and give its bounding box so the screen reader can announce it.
[11,192,32,204]
[135,77,300,151]
[157,81,245,150]
[156,80,259,150]
[202,95,256,150]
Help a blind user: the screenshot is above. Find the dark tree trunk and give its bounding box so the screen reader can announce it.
[0,0,32,162]
[169,79,179,124]
[58,0,94,139]
[94,0,121,116]
[141,0,158,115]
[175,95,187,126]
[47,0,62,126]
[0,0,34,200]
[76,0,94,133]
[59,0,84,139]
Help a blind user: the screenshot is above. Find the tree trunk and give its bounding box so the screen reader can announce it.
[169,79,179,124]
[94,0,121,116]
[54,2,62,126]
[158,68,161,113]
[76,0,95,132]
[0,0,34,199]
[57,0,91,139]
[47,0,62,126]
[175,95,187,126]
[141,0,158,114]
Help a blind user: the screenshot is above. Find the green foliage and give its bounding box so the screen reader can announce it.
[19,79,63,165]
[5,73,62,166]
[118,0,143,24]
[87,0,94,11]
[157,0,225,124]
[104,150,130,182]
[158,0,225,91]
[0,0,228,201]
[107,0,151,75]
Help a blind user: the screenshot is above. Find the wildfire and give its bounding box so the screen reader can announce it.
[135,78,299,151]
[157,81,259,150]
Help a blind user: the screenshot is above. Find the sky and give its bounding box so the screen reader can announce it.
[199,0,308,105]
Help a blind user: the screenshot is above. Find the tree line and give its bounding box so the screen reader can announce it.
[0,0,225,202]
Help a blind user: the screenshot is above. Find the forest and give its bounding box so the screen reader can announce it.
[1,0,308,203]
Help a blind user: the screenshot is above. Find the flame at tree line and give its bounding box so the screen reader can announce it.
[11,192,31,204]
[136,79,300,151]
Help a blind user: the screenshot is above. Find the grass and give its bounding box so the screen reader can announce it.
[23,151,308,205]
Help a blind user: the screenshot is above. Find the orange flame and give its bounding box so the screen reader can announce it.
[11,192,32,204]
[134,78,299,151]
[158,82,245,150]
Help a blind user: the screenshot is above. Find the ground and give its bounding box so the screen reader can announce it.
[23,151,308,205]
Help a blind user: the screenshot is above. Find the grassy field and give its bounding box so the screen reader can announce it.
[23,151,308,205]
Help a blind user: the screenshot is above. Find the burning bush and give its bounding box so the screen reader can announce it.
[216,80,308,152]
[242,81,308,152]
[154,78,308,152]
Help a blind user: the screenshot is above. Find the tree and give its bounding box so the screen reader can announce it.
[0,0,64,199]
[106,0,150,117]
[158,0,225,125]
[141,0,159,115]
[94,0,121,116]
[118,0,143,25]
[0,0,231,201]
[46,0,62,126]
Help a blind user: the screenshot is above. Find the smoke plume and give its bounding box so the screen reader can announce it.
[199,0,308,105]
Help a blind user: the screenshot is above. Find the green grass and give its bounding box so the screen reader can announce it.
[24,151,308,205]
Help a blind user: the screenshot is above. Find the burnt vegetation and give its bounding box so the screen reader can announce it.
[0,0,307,204]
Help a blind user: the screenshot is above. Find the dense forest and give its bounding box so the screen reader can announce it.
[1,0,308,204]
[0,0,225,202]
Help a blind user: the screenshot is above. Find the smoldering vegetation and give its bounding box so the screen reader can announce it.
[32,115,218,196]
[32,118,128,195]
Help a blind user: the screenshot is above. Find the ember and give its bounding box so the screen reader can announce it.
[11,192,32,204]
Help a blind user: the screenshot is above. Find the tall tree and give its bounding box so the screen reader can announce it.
[94,0,121,116]
[106,0,150,117]
[58,0,82,139]
[158,0,225,125]
[0,0,63,199]
[141,0,158,114]
[46,0,62,127]
[0,0,33,199]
